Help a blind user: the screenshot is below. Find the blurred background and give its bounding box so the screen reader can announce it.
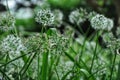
[0,0,120,37]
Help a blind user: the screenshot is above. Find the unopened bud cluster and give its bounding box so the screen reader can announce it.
[0,13,15,32]
[25,31,68,54]
[69,8,87,25]
[102,32,114,43]
[48,32,69,54]
[87,11,97,21]
[102,32,120,55]
[53,9,63,27]
[107,38,120,48]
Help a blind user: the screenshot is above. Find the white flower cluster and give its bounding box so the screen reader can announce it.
[0,13,15,32]
[35,9,55,26]
[90,14,114,31]
[53,9,63,27]
[0,35,27,55]
[69,8,87,25]
[0,35,27,80]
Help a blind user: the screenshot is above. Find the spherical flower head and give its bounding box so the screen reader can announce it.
[53,9,63,27]
[35,9,55,26]
[90,14,114,31]
[69,8,87,25]
[0,35,27,55]
[0,12,15,32]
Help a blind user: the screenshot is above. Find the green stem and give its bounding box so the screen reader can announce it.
[37,53,40,80]
[0,52,31,68]
[41,51,49,80]
[20,52,37,78]
[14,26,18,36]
[55,67,60,80]
[41,25,48,80]
[90,31,99,72]
[79,26,91,62]
[110,51,117,80]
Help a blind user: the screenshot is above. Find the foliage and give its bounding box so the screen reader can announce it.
[0,0,119,80]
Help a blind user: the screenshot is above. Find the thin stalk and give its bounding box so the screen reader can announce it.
[48,55,55,80]
[14,26,19,36]
[77,24,84,35]
[3,54,9,79]
[21,53,37,75]
[116,61,120,80]
[79,26,91,61]
[88,66,106,79]
[19,49,39,79]
[110,51,117,80]
[90,31,99,72]
[0,52,32,68]
[70,47,89,70]
[19,53,33,75]
[55,67,60,80]
[37,53,40,80]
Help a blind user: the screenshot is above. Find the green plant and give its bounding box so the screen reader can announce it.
[0,0,120,80]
